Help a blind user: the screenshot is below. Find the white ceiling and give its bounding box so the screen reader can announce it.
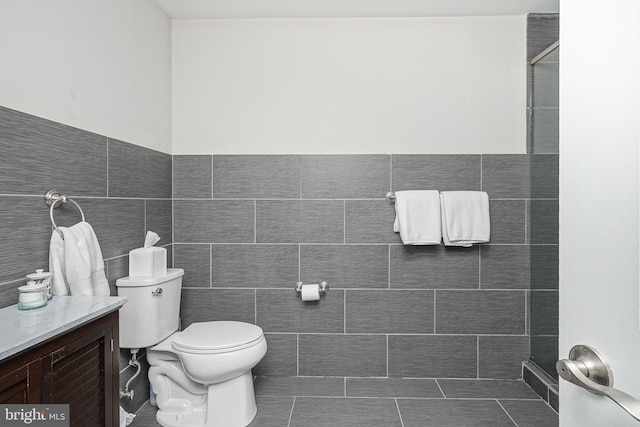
[156,0,559,19]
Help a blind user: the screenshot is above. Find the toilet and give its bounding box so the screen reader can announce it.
[116,268,267,427]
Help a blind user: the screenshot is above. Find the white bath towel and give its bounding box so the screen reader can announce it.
[49,222,111,296]
[393,190,442,245]
[440,191,490,247]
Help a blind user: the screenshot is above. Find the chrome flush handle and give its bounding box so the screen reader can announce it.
[151,288,163,295]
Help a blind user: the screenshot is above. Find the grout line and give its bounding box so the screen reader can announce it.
[394,398,406,427]
[477,336,480,379]
[386,334,389,377]
[344,289,347,334]
[343,200,346,244]
[434,379,446,398]
[478,245,482,289]
[287,396,296,427]
[296,334,300,377]
[433,290,437,334]
[496,400,519,426]
[388,245,391,289]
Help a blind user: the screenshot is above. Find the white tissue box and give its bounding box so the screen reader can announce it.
[129,247,167,277]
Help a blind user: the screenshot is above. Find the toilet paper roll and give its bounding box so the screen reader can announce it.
[300,284,320,301]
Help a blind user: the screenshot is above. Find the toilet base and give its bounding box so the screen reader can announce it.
[155,371,257,427]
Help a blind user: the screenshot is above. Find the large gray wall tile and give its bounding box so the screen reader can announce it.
[74,198,145,259]
[482,155,530,198]
[0,196,52,284]
[173,244,211,287]
[531,108,559,154]
[106,256,128,296]
[174,199,255,243]
[531,245,558,290]
[390,245,479,289]
[529,200,558,244]
[479,336,530,379]
[108,138,172,199]
[345,200,398,243]
[532,61,559,108]
[256,289,344,333]
[256,200,344,243]
[211,244,298,288]
[389,335,477,378]
[299,334,387,377]
[527,14,559,63]
[480,245,530,289]
[530,335,559,377]
[301,155,390,198]
[436,290,526,335]
[146,199,173,246]
[346,290,434,334]
[212,155,300,199]
[180,288,255,327]
[300,245,388,289]
[0,107,108,197]
[392,155,481,191]
[489,200,526,244]
[173,155,211,198]
[253,333,298,377]
[530,290,559,335]
[0,281,22,310]
[531,154,559,198]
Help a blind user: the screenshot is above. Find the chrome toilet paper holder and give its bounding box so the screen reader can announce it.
[295,281,329,295]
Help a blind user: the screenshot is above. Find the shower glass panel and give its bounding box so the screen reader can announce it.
[529,43,559,379]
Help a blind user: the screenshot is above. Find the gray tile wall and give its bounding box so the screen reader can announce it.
[173,153,533,379]
[0,106,537,392]
[0,106,173,413]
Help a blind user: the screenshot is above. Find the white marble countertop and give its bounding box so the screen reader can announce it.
[0,295,127,362]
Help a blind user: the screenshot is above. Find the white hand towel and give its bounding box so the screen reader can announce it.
[393,190,442,245]
[48,222,111,296]
[440,191,490,247]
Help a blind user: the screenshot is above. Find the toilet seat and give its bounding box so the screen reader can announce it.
[171,321,264,355]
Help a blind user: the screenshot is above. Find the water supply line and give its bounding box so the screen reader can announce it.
[120,348,141,400]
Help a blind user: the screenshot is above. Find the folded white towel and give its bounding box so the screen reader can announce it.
[393,190,442,245]
[49,222,111,296]
[440,191,490,247]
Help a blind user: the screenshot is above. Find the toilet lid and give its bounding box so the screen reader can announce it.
[171,321,264,354]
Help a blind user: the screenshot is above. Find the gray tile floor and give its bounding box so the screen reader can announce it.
[132,377,558,427]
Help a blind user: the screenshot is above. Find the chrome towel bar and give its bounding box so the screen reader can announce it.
[45,190,85,239]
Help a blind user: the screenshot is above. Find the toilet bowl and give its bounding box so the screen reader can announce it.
[116,269,268,427]
[148,321,267,427]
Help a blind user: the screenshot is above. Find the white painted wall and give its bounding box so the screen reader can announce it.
[0,0,172,153]
[172,17,526,154]
[559,0,640,425]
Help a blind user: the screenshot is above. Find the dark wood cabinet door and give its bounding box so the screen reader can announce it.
[41,317,115,427]
[0,359,41,404]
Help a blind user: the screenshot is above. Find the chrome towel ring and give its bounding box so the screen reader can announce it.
[45,190,85,239]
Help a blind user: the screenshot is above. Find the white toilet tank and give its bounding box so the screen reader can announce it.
[116,268,184,349]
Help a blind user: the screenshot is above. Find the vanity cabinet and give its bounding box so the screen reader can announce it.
[0,311,119,426]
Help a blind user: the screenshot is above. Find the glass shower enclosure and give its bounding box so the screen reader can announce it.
[528,41,559,379]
